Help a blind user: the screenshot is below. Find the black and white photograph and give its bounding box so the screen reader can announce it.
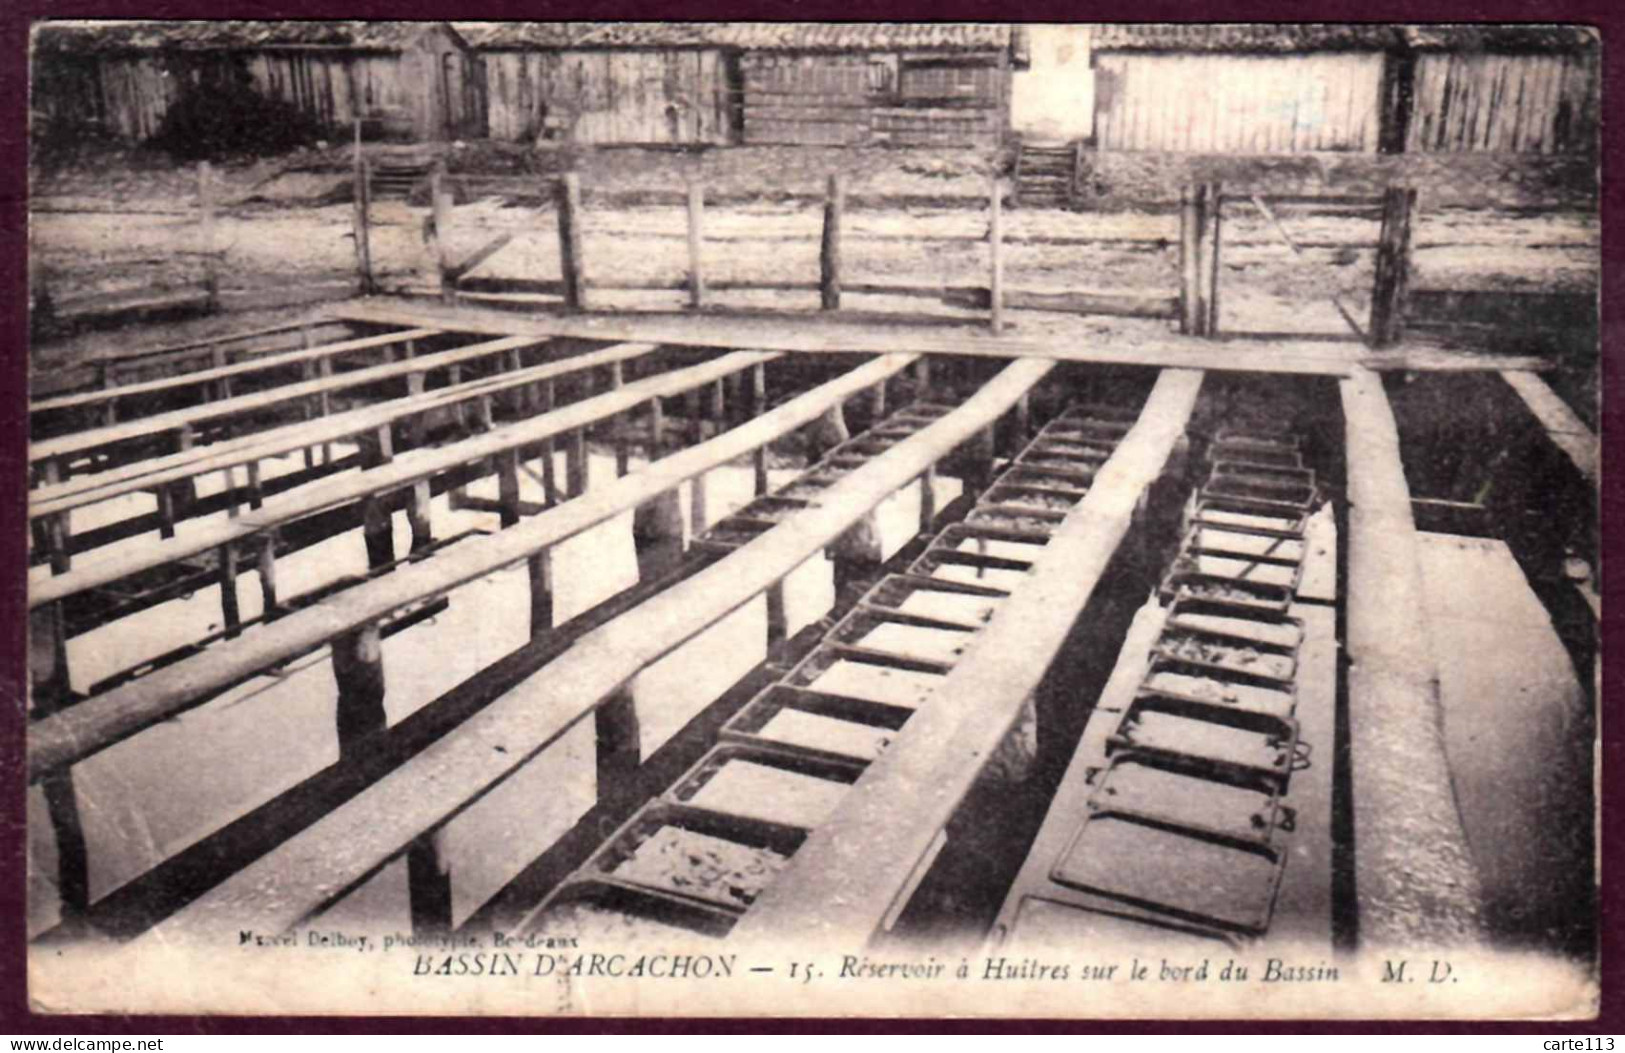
[20,19,1603,1020]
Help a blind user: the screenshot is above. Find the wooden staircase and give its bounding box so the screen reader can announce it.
[368,145,437,200]
[1013,140,1084,209]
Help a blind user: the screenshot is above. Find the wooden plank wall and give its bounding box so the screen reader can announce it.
[1407,51,1599,153]
[245,53,406,132]
[741,52,1006,147]
[481,49,731,145]
[1094,52,1386,152]
[741,53,877,145]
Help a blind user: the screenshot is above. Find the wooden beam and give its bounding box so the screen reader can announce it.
[29,338,644,524]
[1501,370,1598,491]
[126,353,1044,946]
[27,345,728,611]
[1340,366,1486,946]
[29,352,916,780]
[199,162,219,314]
[737,367,1204,946]
[343,299,1520,378]
[30,331,544,470]
[31,329,438,421]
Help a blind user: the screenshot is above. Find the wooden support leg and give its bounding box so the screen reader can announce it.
[1011,393,1031,453]
[708,378,726,442]
[595,687,641,809]
[743,364,770,495]
[257,533,279,617]
[246,459,264,511]
[806,402,850,464]
[407,481,434,554]
[765,582,789,664]
[331,625,386,762]
[919,467,937,535]
[40,460,72,573]
[914,358,932,399]
[609,361,631,477]
[362,497,394,573]
[222,466,241,520]
[497,449,522,528]
[528,550,553,637]
[31,604,88,925]
[690,474,708,536]
[566,429,588,497]
[830,513,885,603]
[965,425,997,492]
[683,388,702,446]
[404,372,427,447]
[871,380,887,423]
[406,833,454,936]
[218,542,242,638]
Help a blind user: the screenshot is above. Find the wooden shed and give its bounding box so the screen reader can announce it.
[460,21,1028,148]
[32,21,483,143]
[730,23,1028,147]
[1090,23,1599,155]
[461,23,736,145]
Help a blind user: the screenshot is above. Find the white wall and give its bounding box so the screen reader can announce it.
[1011,24,1095,142]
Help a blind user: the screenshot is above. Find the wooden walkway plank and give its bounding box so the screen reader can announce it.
[31,328,437,419]
[30,331,542,468]
[30,318,322,393]
[1340,366,1486,948]
[29,341,659,523]
[27,345,740,610]
[736,367,1205,946]
[1501,369,1598,491]
[120,353,1049,945]
[330,298,1554,377]
[29,351,918,779]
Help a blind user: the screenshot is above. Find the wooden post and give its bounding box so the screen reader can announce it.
[31,603,88,924]
[407,481,434,555]
[634,397,687,557]
[528,550,553,636]
[914,357,932,398]
[218,542,242,638]
[352,120,374,295]
[540,380,561,506]
[246,459,263,511]
[566,428,588,497]
[870,379,887,422]
[497,449,522,528]
[257,533,279,616]
[362,497,394,572]
[609,361,631,477]
[1179,184,1204,335]
[820,173,844,310]
[595,687,641,808]
[918,468,937,534]
[406,834,454,936]
[990,175,1005,333]
[765,581,789,663]
[431,161,453,302]
[1369,186,1416,349]
[1204,181,1223,337]
[687,181,706,308]
[199,161,219,313]
[707,378,726,443]
[751,364,770,496]
[331,624,387,761]
[39,461,71,574]
[555,172,586,310]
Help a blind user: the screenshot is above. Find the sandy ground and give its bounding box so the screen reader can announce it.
[30,148,1600,352]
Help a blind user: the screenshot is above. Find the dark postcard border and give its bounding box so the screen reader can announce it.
[0,0,1618,1035]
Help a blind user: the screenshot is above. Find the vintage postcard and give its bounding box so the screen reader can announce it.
[22,20,1601,1020]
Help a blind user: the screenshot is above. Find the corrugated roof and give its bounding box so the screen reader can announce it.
[32,20,468,53]
[1090,22,1597,54]
[457,21,1013,53]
